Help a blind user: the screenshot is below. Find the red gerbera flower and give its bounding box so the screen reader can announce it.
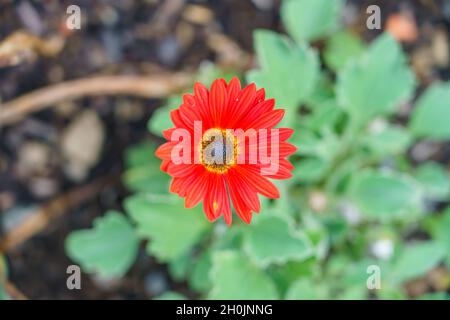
[155,77,296,225]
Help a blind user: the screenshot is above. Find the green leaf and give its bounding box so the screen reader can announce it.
[389,241,446,284]
[123,142,171,194]
[417,292,450,300]
[350,170,422,220]
[210,226,243,251]
[302,214,329,260]
[123,166,171,194]
[338,286,368,300]
[281,0,343,43]
[125,194,209,262]
[376,285,407,300]
[243,215,312,267]
[305,73,335,108]
[189,251,212,293]
[154,292,187,300]
[0,287,7,300]
[410,82,450,140]
[364,126,412,156]
[285,278,328,300]
[65,211,139,278]
[0,255,9,300]
[431,207,450,267]
[246,30,319,115]
[168,252,191,281]
[125,141,159,168]
[0,255,7,281]
[341,259,385,287]
[291,130,320,156]
[209,251,279,299]
[414,162,450,200]
[147,95,182,137]
[293,158,328,182]
[268,258,317,295]
[324,31,364,71]
[303,99,343,132]
[337,33,415,120]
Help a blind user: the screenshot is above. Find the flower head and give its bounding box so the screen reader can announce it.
[155,78,296,225]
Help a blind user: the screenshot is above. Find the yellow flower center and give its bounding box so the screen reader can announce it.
[199,128,238,174]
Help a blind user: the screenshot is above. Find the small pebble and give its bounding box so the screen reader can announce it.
[370,238,394,260]
[411,141,440,162]
[432,28,449,68]
[28,176,59,198]
[18,141,52,176]
[309,190,328,212]
[144,270,169,296]
[338,201,361,225]
[61,110,105,182]
[251,0,274,11]
[157,36,181,67]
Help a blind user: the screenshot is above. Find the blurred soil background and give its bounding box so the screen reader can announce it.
[0,0,449,299]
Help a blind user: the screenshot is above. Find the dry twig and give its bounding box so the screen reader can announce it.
[0,175,118,252]
[4,280,28,300]
[0,73,193,126]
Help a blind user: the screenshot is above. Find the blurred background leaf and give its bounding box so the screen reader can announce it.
[209,251,279,299]
[65,211,140,279]
[246,30,319,122]
[410,83,450,141]
[125,194,210,262]
[281,0,343,43]
[337,33,415,121]
[243,215,312,267]
[349,170,422,220]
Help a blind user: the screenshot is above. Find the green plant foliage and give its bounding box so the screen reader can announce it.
[125,194,210,262]
[168,252,191,281]
[410,82,450,140]
[340,259,384,288]
[154,292,187,300]
[244,215,312,267]
[209,251,279,299]
[189,251,213,293]
[0,287,7,300]
[281,0,343,43]
[414,162,450,200]
[122,142,171,193]
[0,255,7,281]
[363,125,412,157]
[324,31,365,71]
[293,157,328,182]
[63,0,450,300]
[389,241,446,284]
[350,170,422,220]
[416,292,450,300]
[285,278,328,299]
[246,30,319,116]
[147,96,182,138]
[430,207,450,268]
[65,211,140,278]
[0,255,9,300]
[337,33,415,121]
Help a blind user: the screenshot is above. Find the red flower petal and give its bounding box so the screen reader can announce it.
[156,78,295,225]
[155,141,177,160]
[185,169,208,208]
[234,165,280,198]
